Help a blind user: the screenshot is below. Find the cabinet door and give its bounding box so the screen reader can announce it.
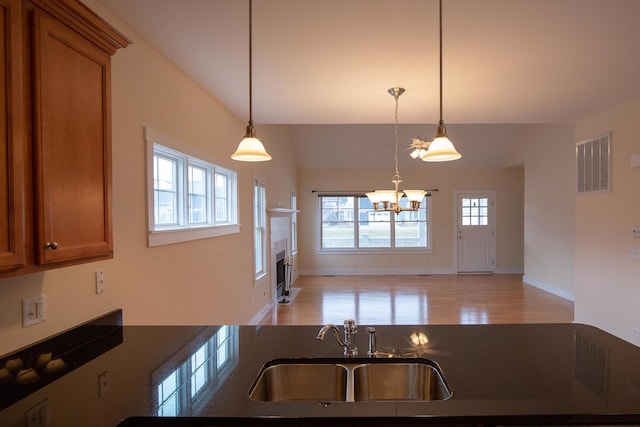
[32,10,112,264]
[0,0,25,271]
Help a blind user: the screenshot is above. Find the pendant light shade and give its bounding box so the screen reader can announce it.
[231,123,272,161]
[421,122,461,162]
[420,0,461,163]
[231,0,272,162]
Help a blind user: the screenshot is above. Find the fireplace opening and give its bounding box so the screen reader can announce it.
[275,250,287,303]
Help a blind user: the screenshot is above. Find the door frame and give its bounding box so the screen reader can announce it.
[453,190,497,273]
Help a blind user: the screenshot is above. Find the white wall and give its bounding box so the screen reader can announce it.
[0,1,297,355]
[574,98,640,346]
[505,124,576,301]
[297,166,524,275]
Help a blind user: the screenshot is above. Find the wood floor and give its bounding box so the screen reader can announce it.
[259,274,574,326]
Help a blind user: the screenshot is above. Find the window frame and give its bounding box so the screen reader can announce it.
[291,191,298,255]
[145,127,239,247]
[254,180,267,281]
[152,325,239,417]
[318,194,432,253]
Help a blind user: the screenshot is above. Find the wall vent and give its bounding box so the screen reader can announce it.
[577,134,610,193]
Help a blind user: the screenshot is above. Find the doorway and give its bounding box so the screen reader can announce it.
[455,191,496,273]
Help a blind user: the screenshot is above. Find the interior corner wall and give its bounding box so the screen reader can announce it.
[0,1,296,355]
[506,124,575,301]
[574,98,640,346]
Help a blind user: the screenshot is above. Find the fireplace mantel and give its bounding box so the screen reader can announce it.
[268,208,300,215]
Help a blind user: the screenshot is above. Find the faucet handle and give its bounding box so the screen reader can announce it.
[343,318,357,332]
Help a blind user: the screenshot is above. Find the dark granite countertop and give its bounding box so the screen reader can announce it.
[1,310,640,426]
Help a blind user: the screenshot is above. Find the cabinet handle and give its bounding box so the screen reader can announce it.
[45,242,59,250]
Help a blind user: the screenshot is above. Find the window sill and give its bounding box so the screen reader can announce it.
[318,248,432,255]
[148,224,240,247]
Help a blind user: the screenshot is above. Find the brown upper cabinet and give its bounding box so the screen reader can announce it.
[0,0,129,277]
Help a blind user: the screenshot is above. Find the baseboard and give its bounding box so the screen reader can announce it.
[523,275,575,302]
[298,268,457,276]
[248,303,272,325]
[298,268,528,276]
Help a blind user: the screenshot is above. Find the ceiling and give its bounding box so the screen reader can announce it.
[101,0,640,126]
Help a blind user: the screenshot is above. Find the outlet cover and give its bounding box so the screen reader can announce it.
[25,399,49,427]
[22,295,47,328]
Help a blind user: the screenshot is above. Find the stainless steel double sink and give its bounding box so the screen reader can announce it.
[248,357,452,402]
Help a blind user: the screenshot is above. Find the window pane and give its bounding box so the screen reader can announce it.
[215,173,228,222]
[188,165,207,224]
[158,370,179,416]
[461,197,489,227]
[321,197,355,249]
[154,155,178,226]
[216,325,230,369]
[255,227,263,274]
[358,197,390,248]
[254,185,266,276]
[395,196,427,248]
[191,344,208,397]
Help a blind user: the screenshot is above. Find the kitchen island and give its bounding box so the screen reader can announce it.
[1,310,639,426]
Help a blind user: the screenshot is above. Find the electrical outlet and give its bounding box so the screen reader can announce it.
[96,269,106,294]
[22,295,47,328]
[25,399,49,427]
[98,371,109,398]
[629,247,640,260]
[632,328,640,338]
[632,227,640,237]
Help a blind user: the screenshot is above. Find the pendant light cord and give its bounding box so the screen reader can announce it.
[439,0,443,125]
[248,0,253,127]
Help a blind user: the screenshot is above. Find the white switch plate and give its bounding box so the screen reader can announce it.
[98,371,109,398]
[22,295,47,328]
[632,227,640,237]
[629,247,640,260]
[25,399,49,427]
[96,269,105,294]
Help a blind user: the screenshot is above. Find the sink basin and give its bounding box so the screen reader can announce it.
[248,358,451,402]
[353,362,451,401]
[248,361,348,401]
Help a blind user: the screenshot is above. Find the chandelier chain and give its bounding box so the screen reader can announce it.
[393,91,400,179]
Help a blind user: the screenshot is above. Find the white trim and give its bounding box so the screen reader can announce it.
[523,275,575,302]
[453,190,497,273]
[144,126,239,247]
[248,302,273,325]
[148,224,240,247]
[494,267,524,274]
[298,268,456,276]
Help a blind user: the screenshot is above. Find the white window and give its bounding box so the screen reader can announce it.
[319,195,430,251]
[254,181,267,280]
[291,191,298,255]
[153,326,238,417]
[145,127,238,247]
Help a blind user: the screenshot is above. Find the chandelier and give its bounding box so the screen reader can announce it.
[366,88,428,214]
[409,0,461,162]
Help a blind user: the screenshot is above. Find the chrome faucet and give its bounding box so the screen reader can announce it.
[316,319,358,357]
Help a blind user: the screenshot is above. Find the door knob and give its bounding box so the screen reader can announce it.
[45,241,59,250]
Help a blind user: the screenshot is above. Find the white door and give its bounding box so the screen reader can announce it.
[456,192,496,273]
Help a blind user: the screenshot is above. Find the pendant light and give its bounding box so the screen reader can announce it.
[231,0,272,162]
[366,88,427,214]
[421,0,461,162]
